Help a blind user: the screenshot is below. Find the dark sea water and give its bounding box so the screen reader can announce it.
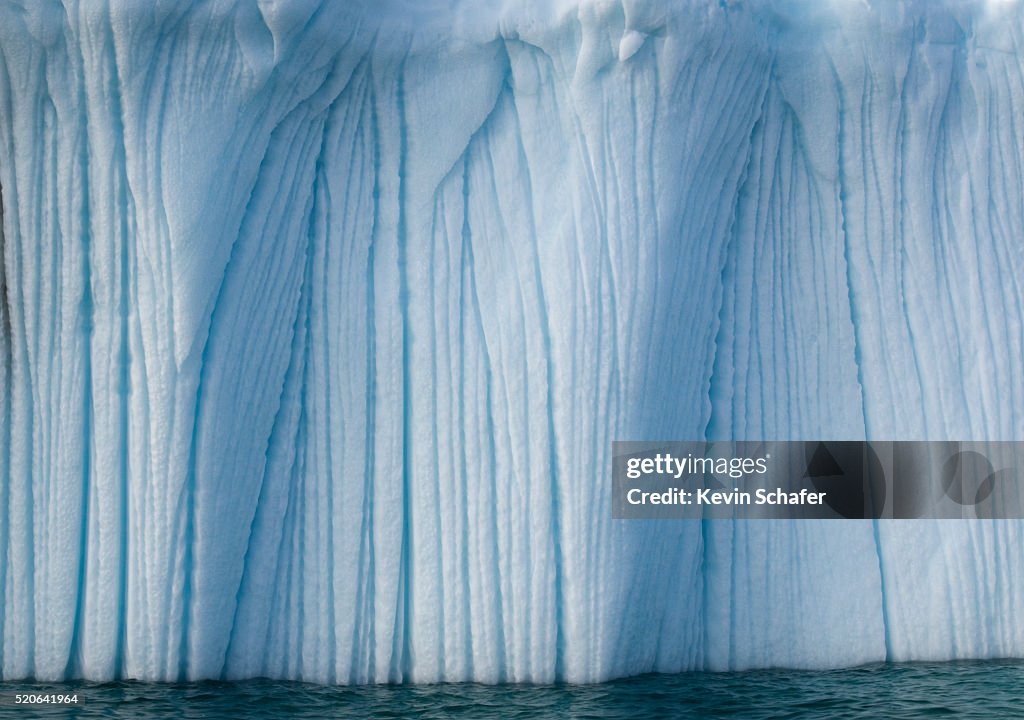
[2,660,1022,719]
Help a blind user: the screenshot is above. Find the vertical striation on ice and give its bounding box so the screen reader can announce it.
[1,0,1024,683]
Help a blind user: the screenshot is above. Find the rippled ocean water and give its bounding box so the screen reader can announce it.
[1,660,1022,719]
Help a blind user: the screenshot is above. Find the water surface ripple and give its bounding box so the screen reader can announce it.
[1,660,1021,718]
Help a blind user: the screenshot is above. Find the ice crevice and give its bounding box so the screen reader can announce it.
[3,0,1024,683]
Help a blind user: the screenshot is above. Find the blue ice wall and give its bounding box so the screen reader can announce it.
[1,0,1024,683]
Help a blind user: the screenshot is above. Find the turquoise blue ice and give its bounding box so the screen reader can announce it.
[1,0,1024,683]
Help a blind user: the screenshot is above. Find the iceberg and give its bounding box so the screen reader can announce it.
[1,0,1024,683]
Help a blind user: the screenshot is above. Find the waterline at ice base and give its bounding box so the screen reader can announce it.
[2,0,1024,685]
